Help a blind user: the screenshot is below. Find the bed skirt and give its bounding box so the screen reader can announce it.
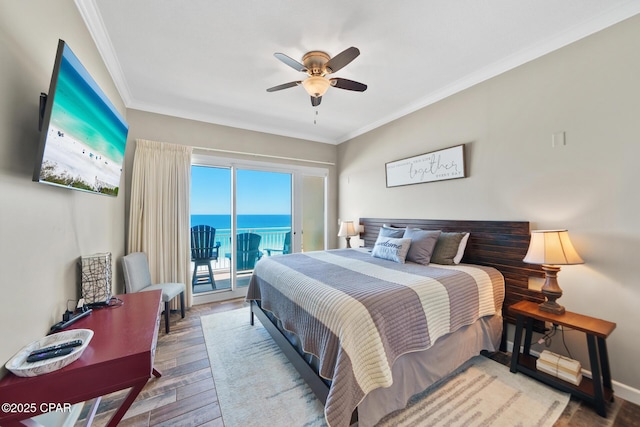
[258,304,502,426]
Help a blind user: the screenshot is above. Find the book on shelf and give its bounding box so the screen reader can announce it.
[536,350,582,386]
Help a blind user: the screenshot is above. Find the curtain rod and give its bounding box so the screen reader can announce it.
[193,146,335,166]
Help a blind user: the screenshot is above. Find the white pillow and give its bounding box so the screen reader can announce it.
[453,233,470,264]
[371,236,412,264]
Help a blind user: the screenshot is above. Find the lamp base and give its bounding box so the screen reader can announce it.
[539,264,565,315]
[345,236,352,248]
[539,300,565,315]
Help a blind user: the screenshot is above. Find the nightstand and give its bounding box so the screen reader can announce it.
[509,300,616,417]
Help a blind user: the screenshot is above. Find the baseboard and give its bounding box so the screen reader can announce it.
[504,340,640,406]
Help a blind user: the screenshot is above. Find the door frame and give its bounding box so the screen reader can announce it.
[191,153,328,305]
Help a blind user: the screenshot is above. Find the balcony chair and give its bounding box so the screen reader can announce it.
[264,231,291,256]
[190,225,221,290]
[121,252,185,334]
[226,232,263,271]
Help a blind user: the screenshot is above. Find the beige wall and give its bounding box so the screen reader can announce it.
[0,0,127,373]
[0,0,337,373]
[338,14,640,398]
[123,109,339,255]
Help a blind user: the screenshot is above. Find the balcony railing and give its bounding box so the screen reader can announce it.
[204,227,290,270]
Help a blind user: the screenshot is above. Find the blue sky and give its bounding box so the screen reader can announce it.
[191,166,291,215]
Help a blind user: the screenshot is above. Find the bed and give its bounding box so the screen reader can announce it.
[246,218,543,427]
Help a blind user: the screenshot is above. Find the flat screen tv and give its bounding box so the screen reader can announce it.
[33,39,128,196]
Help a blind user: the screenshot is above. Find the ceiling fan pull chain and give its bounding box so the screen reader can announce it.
[314,109,318,125]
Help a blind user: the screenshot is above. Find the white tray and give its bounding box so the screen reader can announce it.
[5,329,93,377]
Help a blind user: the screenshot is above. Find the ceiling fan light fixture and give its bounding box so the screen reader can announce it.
[302,76,330,98]
[268,47,366,106]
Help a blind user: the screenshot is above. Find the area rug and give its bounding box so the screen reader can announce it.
[201,308,569,427]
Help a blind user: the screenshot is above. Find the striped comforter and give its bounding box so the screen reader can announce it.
[246,249,505,427]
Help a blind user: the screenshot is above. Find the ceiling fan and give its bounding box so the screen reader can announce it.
[266,46,367,107]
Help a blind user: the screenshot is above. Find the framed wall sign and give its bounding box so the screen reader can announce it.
[385,144,466,188]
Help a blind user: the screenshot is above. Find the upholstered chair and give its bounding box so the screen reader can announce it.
[121,252,185,333]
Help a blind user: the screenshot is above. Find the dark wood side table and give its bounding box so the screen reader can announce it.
[509,300,616,417]
[0,291,162,426]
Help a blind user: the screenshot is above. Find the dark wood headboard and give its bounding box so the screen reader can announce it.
[359,218,544,326]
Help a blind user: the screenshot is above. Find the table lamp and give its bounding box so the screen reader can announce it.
[338,220,358,248]
[523,230,584,314]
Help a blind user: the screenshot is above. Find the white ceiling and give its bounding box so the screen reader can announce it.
[76,0,640,145]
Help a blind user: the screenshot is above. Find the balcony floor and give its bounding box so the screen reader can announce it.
[192,270,252,294]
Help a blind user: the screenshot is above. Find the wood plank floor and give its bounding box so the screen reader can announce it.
[78,300,640,426]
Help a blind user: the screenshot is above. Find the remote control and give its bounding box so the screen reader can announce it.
[26,346,75,363]
[49,308,92,333]
[29,340,83,357]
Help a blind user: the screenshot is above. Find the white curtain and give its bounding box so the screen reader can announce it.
[128,139,193,308]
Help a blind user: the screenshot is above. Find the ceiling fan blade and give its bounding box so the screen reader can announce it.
[266,81,301,92]
[330,78,367,92]
[311,96,322,107]
[274,53,307,72]
[325,47,360,73]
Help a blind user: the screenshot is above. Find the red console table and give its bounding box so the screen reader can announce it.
[0,291,162,426]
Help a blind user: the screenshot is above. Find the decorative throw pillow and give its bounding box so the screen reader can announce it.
[402,228,441,265]
[371,236,412,263]
[453,232,470,264]
[431,232,468,265]
[378,225,405,238]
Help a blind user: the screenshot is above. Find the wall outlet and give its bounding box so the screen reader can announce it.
[552,131,566,147]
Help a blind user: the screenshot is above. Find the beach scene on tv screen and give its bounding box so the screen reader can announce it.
[39,43,128,196]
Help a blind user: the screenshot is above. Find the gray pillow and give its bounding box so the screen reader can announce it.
[403,228,441,265]
[431,232,467,265]
[371,236,412,264]
[378,225,405,238]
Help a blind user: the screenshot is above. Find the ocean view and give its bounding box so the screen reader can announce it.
[191,214,291,231]
[191,215,291,264]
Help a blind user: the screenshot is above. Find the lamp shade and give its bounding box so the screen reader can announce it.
[523,230,584,265]
[302,76,330,98]
[338,221,357,237]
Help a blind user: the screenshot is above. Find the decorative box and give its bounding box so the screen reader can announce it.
[80,252,112,304]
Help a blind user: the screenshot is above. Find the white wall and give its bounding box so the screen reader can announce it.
[0,0,127,373]
[338,14,640,399]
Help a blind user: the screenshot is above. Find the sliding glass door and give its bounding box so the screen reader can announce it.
[190,166,292,294]
[190,166,232,293]
[190,156,325,302]
[234,169,292,286]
